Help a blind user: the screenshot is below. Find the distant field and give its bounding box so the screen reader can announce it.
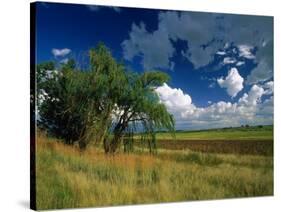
[36,133,273,210]
[154,140,273,156]
[155,125,274,141]
[134,125,274,155]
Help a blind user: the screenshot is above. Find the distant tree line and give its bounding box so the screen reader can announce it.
[36,43,174,153]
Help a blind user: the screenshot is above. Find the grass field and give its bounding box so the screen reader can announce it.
[36,126,273,210]
[150,125,273,141]
[136,125,273,155]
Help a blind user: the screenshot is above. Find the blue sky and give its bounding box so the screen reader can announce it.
[35,2,274,130]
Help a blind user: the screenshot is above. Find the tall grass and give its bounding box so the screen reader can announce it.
[36,133,273,210]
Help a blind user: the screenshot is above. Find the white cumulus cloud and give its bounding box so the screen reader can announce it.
[238,84,264,106]
[217,68,244,97]
[155,83,195,117]
[52,48,71,57]
[155,83,272,130]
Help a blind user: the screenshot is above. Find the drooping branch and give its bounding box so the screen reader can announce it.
[129,117,148,122]
[106,71,174,154]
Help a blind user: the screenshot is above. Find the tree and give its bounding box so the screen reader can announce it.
[37,43,174,153]
[37,44,128,150]
[38,59,95,146]
[104,71,175,153]
[87,44,128,149]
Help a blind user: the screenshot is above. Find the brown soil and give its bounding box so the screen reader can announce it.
[136,139,273,156]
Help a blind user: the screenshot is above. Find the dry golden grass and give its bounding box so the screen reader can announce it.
[36,133,273,210]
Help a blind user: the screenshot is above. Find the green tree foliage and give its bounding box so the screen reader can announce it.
[37,43,174,153]
[106,71,174,153]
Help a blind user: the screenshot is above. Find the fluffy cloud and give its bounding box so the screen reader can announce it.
[246,40,273,84]
[237,45,255,59]
[155,83,273,130]
[52,48,71,57]
[247,59,273,84]
[122,11,222,70]
[216,44,254,69]
[155,83,195,117]
[223,57,237,64]
[122,11,273,84]
[217,68,244,97]
[263,81,274,95]
[122,22,174,70]
[238,85,264,106]
[160,12,225,69]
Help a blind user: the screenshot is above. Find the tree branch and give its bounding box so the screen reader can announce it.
[129,117,148,122]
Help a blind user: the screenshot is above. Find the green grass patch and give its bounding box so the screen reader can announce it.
[135,125,274,141]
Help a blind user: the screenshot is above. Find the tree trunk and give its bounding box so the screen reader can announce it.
[104,122,126,154]
[103,138,110,153]
[78,139,87,150]
[103,108,130,154]
[108,131,123,153]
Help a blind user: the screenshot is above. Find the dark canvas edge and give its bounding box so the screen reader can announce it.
[30,2,37,211]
